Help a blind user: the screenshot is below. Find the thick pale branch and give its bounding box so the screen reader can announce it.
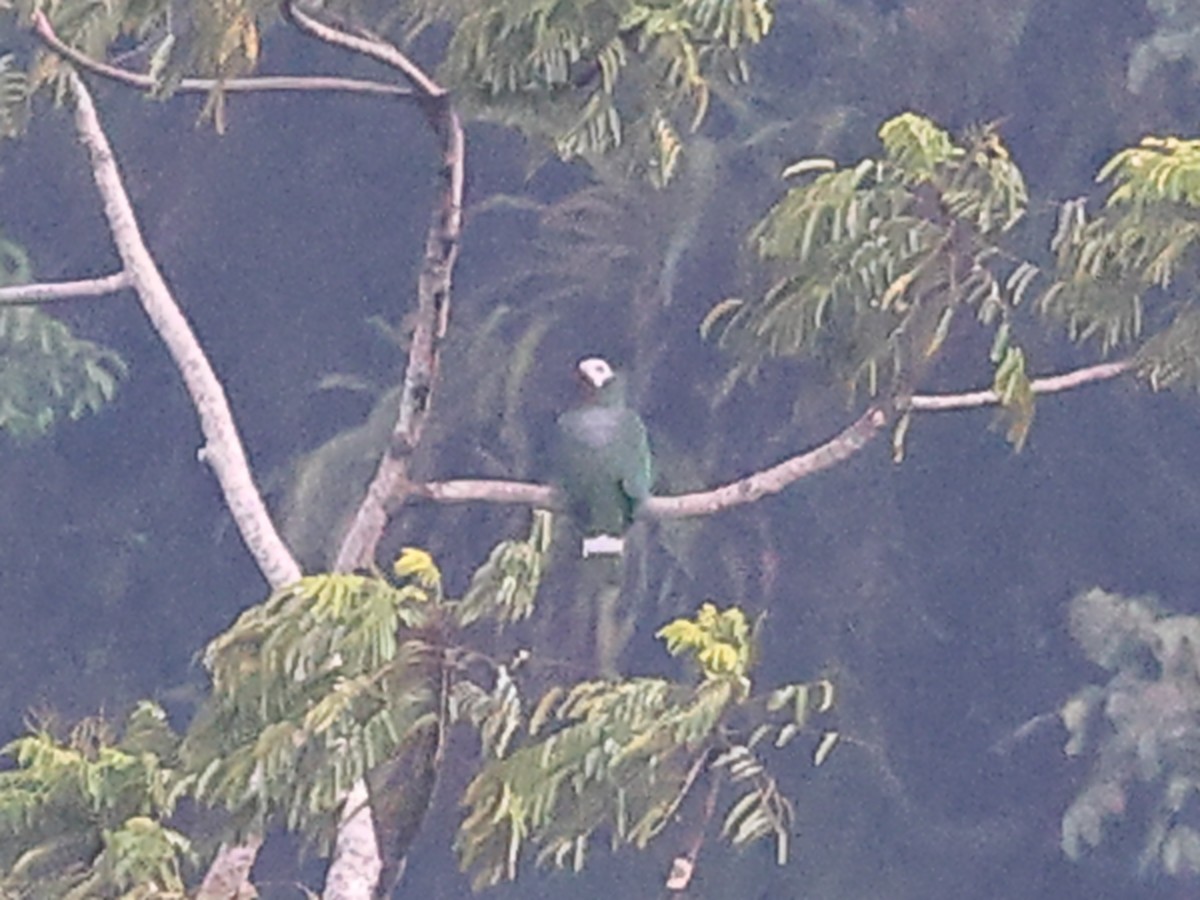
[421,407,888,519]
[283,2,466,573]
[0,271,130,304]
[32,12,412,99]
[64,69,299,900]
[283,7,465,899]
[65,72,299,589]
[419,479,556,507]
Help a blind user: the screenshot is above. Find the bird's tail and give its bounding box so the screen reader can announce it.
[582,534,625,557]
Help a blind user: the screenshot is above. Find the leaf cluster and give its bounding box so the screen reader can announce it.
[1043,137,1200,391]
[0,702,191,899]
[456,602,836,889]
[657,600,752,684]
[1060,588,1200,878]
[712,112,1028,403]
[180,516,551,847]
[426,0,771,184]
[8,0,270,130]
[0,237,126,439]
[181,561,442,836]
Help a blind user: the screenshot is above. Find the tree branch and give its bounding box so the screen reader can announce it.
[418,358,1137,519]
[283,2,444,98]
[284,6,465,899]
[62,68,302,900]
[32,11,412,100]
[282,0,465,573]
[905,359,1133,411]
[66,69,300,589]
[0,271,131,304]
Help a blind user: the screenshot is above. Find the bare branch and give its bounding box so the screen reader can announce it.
[0,271,131,305]
[32,11,412,100]
[284,1,443,98]
[421,407,888,519]
[283,3,466,573]
[193,835,262,900]
[419,479,557,507]
[906,359,1133,411]
[283,6,466,898]
[647,406,888,518]
[65,71,299,589]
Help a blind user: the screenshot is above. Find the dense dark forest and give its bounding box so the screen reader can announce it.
[3,0,1200,898]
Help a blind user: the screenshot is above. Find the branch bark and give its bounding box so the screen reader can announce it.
[285,6,465,899]
[0,271,131,304]
[64,69,301,900]
[905,359,1133,411]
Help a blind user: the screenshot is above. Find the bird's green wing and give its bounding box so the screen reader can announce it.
[618,409,652,507]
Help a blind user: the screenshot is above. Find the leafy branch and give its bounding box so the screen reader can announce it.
[456,602,837,890]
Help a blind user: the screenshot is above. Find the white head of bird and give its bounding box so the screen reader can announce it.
[577,357,616,390]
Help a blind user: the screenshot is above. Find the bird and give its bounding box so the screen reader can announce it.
[555,357,653,556]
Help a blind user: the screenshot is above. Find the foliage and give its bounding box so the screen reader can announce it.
[1060,588,1200,878]
[712,112,1030,419]
[0,236,126,438]
[456,602,836,889]
[657,600,752,683]
[182,560,441,837]
[0,54,29,139]
[0,702,191,899]
[458,509,553,626]
[1043,136,1200,392]
[180,517,550,849]
[10,0,270,128]
[422,0,772,184]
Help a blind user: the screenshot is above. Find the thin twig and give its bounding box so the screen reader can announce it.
[32,11,412,99]
[0,271,131,305]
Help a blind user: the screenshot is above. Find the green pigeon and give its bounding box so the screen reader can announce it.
[556,357,653,556]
